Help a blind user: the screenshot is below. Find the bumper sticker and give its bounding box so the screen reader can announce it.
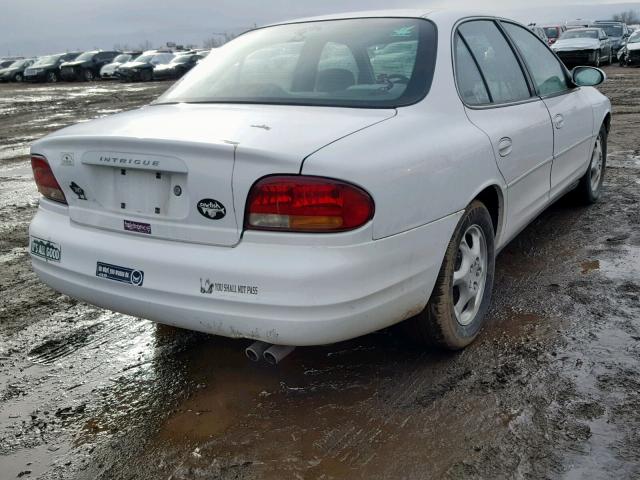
[124,220,152,235]
[200,278,258,296]
[30,237,61,262]
[96,262,144,287]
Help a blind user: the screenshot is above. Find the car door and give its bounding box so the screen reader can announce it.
[454,20,554,239]
[501,21,595,198]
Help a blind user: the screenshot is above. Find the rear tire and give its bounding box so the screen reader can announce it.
[406,201,496,350]
[575,124,607,204]
[140,69,152,82]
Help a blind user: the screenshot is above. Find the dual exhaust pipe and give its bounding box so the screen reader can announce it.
[245,341,295,365]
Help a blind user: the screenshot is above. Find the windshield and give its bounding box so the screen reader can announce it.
[560,30,599,40]
[544,27,559,38]
[156,18,437,108]
[629,32,640,43]
[74,51,97,61]
[113,54,131,63]
[132,54,153,63]
[9,59,29,68]
[598,25,623,37]
[32,55,61,66]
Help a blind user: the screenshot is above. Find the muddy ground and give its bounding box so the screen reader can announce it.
[0,69,639,479]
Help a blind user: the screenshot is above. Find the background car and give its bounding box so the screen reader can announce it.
[24,52,81,83]
[116,51,174,81]
[542,24,567,45]
[618,30,640,65]
[592,20,631,55]
[152,52,205,80]
[528,24,550,44]
[552,28,612,67]
[60,50,120,81]
[0,58,36,82]
[100,52,142,79]
[566,19,593,29]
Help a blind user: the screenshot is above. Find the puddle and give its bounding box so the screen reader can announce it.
[599,244,640,282]
[608,150,640,169]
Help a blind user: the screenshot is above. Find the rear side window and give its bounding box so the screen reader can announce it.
[454,33,490,105]
[458,20,531,104]
[502,22,569,97]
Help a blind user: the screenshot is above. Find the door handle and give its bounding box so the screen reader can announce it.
[554,114,565,129]
[498,137,513,157]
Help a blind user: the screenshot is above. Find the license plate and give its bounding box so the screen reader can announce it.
[116,168,171,215]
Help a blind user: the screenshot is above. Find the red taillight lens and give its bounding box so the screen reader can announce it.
[31,155,67,204]
[245,175,374,233]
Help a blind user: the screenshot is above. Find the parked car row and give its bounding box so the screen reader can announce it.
[0,49,211,84]
[524,20,635,68]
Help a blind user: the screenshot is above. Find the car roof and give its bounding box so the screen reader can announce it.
[266,8,510,27]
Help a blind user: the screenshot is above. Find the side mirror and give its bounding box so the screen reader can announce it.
[572,66,606,87]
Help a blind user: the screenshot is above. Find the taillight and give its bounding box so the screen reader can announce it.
[31,155,67,204]
[245,175,374,233]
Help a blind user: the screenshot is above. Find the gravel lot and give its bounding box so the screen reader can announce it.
[1,68,639,479]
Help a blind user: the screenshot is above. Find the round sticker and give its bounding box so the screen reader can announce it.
[197,199,226,220]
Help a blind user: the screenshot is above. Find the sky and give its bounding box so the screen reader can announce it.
[1,0,640,56]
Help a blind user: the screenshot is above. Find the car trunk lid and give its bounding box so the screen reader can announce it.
[34,103,396,246]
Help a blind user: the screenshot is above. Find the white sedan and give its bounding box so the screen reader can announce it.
[29,10,611,352]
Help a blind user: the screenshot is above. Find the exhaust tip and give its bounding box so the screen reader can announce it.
[245,341,270,362]
[264,351,277,365]
[263,345,295,365]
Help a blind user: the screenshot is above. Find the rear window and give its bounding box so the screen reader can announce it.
[156,18,437,108]
[544,27,559,38]
[561,30,599,40]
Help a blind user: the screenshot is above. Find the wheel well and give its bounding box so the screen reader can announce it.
[603,113,611,134]
[475,186,502,236]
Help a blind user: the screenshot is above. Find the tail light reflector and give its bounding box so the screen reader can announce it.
[31,155,67,204]
[245,175,374,233]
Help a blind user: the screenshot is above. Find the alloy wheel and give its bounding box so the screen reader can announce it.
[452,225,488,327]
[590,136,604,193]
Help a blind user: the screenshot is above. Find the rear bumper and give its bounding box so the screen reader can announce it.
[30,203,459,346]
[24,72,47,82]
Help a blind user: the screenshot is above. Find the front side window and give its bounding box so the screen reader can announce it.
[502,22,569,97]
[156,18,437,108]
[454,33,490,105]
[458,20,531,104]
